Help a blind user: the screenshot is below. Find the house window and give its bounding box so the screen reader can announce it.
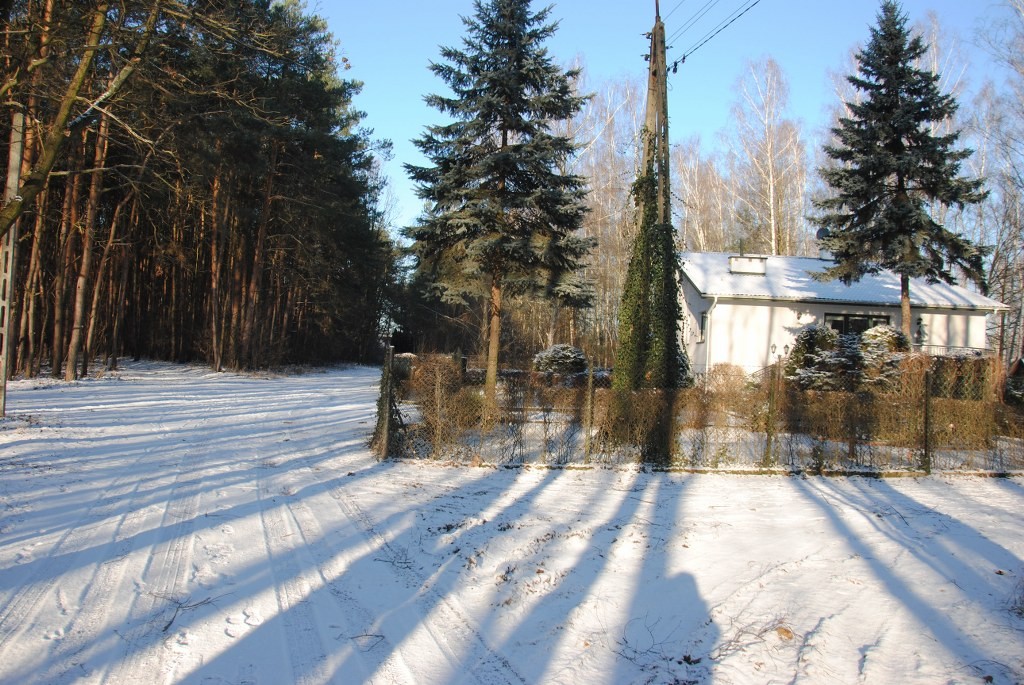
[699,312,708,342]
[824,313,890,335]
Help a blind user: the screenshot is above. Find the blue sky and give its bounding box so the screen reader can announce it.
[320,0,1011,228]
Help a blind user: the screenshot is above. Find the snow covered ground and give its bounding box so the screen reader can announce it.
[0,361,1021,685]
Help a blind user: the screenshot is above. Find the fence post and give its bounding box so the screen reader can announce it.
[922,368,932,474]
[372,345,395,459]
[583,365,594,463]
[763,363,778,467]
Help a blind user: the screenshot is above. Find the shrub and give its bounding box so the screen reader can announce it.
[786,325,862,391]
[391,353,418,381]
[532,344,588,375]
[860,325,909,390]
[786,324,910,392]
[1007,377,1024,406]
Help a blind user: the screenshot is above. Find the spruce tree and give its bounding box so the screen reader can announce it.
[814,0,988,338]
[405,0,591,401]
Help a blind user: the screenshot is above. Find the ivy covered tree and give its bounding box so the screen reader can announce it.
[404,0,591,401]
[612,8,689,393]
[813,0,988,338]
[613,158,690,390]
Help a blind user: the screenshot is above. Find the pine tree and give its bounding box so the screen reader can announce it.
[405,0,591,401]
[813,0,988,338]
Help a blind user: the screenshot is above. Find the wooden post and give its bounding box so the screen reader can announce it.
[1,110,26,417]
[640,1,671,228]
[583,365,594,462]
[922,369,932,474]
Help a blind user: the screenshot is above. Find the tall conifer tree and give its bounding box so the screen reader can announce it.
[814,0,988,337]
[405,0,591,400]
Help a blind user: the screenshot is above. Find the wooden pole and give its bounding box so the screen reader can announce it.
[1,110,26,416]
[640,5,671,228]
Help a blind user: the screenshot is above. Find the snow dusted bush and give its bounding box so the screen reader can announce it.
[785,325,861,391]
[860,325,909,354]
[860,325,909,390]
[1007,377,1024,406]
[786,324,908,392]
[392,353,418,381]
[532,344,588,375]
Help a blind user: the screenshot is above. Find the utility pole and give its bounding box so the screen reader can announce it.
[613,0,687,394]
[641,0,671,229]
[0,108,25,416]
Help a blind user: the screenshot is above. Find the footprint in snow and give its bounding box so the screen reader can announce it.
[43,627,65,640]
[204,542,235,563]
[224,608,263,638]
[225,614,245,638]
[165,630,192,653]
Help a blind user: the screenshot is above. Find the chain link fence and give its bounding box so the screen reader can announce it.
[373,353,1024,473]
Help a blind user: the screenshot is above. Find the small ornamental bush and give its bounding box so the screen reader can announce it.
[786,325,837,375]
[532,344,588,375]
[1006,377,1024,406]
[860,325,909,355]
[860,325,909,390]
[786,325,853,390]
[784,324,906,392]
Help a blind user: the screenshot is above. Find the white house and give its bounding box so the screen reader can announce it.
[679,251,1009,375]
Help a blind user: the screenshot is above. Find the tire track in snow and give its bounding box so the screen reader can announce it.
[100,449,205,684]
[0,447,174,660]
[323,478,527,685]
[282,495,417,684]
[258,467,334,685]
[42,474,173,684]
[244,378,520,683]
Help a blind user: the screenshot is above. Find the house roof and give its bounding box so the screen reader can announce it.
[679,252,1008,311]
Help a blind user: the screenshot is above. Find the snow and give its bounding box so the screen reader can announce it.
[1,361,1022,684]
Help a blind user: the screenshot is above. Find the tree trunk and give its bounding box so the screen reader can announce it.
[901,273,913,340]
[16,139,44,378]
[83,191,129,377]
[547,298,560,348]
[66,114,109,380]
[208,174,225,372]
[485,275,502,403]
[227,231,244,368]
[240,155,276,366]
[51,162,84,377]
[106,243,131,371]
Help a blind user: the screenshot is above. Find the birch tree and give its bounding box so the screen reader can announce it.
[729,57,809,256]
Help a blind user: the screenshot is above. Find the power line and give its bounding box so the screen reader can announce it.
[666,0,723,46]
[682,0,762,58]
[668,0,763,72]
[662,0,687,21]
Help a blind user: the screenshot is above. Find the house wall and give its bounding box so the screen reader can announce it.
[683,296,809,374]
[680,286,995,375]
[917,309,991,351]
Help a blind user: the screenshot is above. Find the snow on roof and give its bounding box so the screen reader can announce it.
[680,252,1008,310]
